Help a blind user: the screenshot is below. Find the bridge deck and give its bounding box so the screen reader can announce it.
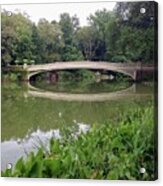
[27,61,154,71]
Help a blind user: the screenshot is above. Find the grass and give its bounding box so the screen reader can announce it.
[2,105,157,180]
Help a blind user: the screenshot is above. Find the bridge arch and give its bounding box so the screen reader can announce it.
[27,68,133,81]
[27,61,137,81]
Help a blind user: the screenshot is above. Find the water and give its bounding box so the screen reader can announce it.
[1,79,153,171]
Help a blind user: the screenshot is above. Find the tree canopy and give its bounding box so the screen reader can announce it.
[1,1,156,66]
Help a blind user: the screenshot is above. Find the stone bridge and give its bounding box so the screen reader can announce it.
[26,61,155,81]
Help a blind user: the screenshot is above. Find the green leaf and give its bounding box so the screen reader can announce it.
[107,170,119,180]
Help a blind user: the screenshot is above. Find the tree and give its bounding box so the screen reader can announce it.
[114,1,156,63]
[88,9,118,61]
[1,3,155,66]
[115,1,155,29]
[1,10,34,66]
[37,18,64,63]
[31,24,42,64]
[59,13,83,61]
[72,14,80,33]
[76,26,98,60]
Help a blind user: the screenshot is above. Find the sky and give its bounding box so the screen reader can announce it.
[1,1,116,26]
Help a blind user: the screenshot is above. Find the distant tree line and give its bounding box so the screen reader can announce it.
[1,1,156,66]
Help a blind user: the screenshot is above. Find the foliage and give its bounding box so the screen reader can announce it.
[1,1,156,66]
[2,106,156,180]
[114,1,156,63]
[2,72,18,82]
[76,26,98,60]
[59,13,84,61]
[1,11,34,66]
[88,9,119,61]
[37,19,64,63]
[57,69,95,81]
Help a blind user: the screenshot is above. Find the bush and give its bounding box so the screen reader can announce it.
[2,106,156,180]
[58,69,95,81]
[111,55,128,63]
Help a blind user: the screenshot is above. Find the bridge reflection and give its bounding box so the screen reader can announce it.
[26,83,152,102]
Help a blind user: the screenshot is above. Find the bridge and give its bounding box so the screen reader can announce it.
[26,61,155,81]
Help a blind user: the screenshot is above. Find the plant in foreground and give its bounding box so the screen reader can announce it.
[2,106,156,180]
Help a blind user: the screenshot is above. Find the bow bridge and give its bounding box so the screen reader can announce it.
[26,61,155,81]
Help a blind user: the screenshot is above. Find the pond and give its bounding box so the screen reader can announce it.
[1,77,153,171]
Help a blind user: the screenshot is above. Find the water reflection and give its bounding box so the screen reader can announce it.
[1,123,90,171]
[27,83,151,102]
[1,80,153,171]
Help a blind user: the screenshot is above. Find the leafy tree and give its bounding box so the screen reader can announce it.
[59,13,74,45]
[88,9,119,61]
[72,14,80,33]
[1,2,156,65]
[59,13,83,61]
[115,1,155,29]
[114,1,156,63]
[76,26,98,60]
[37,18,64,63]
[1,10,34,66]
[31,24,42,64]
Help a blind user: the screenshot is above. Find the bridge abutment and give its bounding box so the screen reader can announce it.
[133,70,142,81]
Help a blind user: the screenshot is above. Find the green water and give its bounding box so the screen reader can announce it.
[1,80,153,170]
